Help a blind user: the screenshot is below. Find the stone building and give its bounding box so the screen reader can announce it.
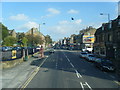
[8,29,16,37]
[25,27,46,47]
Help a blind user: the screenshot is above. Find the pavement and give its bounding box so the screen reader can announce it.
[1,51,50,89]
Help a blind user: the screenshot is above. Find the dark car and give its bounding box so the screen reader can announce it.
[2,47,9,52]
[12,47,22,51]
[94,58,115,72]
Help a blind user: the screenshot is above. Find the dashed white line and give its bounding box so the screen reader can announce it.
[70,63,74,68]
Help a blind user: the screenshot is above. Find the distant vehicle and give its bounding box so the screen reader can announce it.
[80,52,88,58]
[94,58,115,71]
[48,48,55,53]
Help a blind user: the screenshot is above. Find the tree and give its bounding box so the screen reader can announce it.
[22,37,28,47]
[45,35,52,45]
[34,35,44,46]
[16,32,25,40]
[26,35,44,47]
[1,23,9,40]
[3,36,17,46]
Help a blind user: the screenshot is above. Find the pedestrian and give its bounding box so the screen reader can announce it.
[40,46,44,58]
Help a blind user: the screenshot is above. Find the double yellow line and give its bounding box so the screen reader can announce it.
[19,56,49,90]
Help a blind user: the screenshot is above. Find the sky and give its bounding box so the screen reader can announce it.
[1,2,119,41]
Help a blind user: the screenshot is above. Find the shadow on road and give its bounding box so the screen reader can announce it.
[38,50,119,82]
[30,51,51,67]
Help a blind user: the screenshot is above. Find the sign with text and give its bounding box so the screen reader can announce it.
[83,35,95,43]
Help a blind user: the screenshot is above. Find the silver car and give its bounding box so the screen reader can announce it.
[80,52,88,58]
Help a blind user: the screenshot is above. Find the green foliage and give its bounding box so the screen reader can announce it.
[22,37,28,47]
[45,35,52,44]
[16,32,25,40]
[26,35,44,46]
[1,23,9,40]
[3,36,17,46]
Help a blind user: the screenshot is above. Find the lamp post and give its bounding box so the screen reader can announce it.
[100,13,110,23]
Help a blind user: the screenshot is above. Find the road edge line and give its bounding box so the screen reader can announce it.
[19,56,49,89]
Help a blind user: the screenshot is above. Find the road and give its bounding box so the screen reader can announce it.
[25,50,120,89]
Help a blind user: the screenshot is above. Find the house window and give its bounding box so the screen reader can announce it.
[102,26,104,30]
[109,21,112,29]
[118,19,120,26]
[100,48,105,55]
[117,32,120,40]
[108,34,112,42]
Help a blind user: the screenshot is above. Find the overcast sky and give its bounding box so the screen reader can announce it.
[1,1,119,41]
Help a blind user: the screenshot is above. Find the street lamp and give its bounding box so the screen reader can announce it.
[100,13,110,23]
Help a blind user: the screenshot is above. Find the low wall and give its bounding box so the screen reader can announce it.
[2,57,24,69]
[1,52,39,69]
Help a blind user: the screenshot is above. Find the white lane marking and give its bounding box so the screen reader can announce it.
[80,82,84,90]
[85,82,92,90]
[70,63,74,68]
[75,70,82,78]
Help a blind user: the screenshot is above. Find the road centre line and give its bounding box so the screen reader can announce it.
[70,63,74,68]
[63,52,83,78]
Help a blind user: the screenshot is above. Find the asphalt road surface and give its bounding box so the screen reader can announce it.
[26,50,120,89]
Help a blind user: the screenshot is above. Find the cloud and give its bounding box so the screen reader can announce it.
[58,20,69,24]
[41,8,60,19]
[47,8,60,14]
[9,14,29,21]
[74,19,82,24]
[67,9,79,14]
[16,21,39,32]
[47,19,82,41]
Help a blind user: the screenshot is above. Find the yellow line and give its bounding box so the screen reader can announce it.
[20,56,49,89]
[114,81,120,86]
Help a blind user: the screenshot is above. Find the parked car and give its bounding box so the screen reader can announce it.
[80,52,88,58]
[12,47,22,51]
[2,47,9,52]
[85,54,97,62]
[94,58,115,72]
[36,46,40,50]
